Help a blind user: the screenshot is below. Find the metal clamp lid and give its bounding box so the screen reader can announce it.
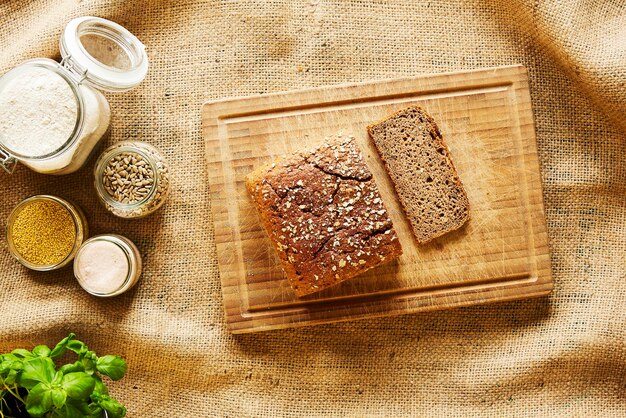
[59,54,89,84]
[0,148,17,174]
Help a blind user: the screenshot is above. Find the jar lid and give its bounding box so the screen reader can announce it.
[60,16,148,92]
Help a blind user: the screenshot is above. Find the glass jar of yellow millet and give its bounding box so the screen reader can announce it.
[6,195,88,271]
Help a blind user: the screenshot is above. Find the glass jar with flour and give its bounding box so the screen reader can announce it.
[0,17,148,175]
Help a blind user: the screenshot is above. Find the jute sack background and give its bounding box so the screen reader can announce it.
[0,0,624,416]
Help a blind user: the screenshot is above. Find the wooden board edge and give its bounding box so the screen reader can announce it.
[227,284,553,334]
[223,267,553,333]
[200,64,528,122]
[507,69,554,290]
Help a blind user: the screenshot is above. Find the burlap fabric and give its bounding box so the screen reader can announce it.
[1,0,624,416]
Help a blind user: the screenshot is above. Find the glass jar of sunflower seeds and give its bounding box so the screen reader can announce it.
[94,141,170,218]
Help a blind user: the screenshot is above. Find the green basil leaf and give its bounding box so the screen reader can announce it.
[32,345,51,358]
[61,372,95,400]
[49,333,76,359]
[82,357,96,375]
[20,357,55,389]
[0,362,11,375]
[11,348,34,359]
[89,403,104,417]
[5,367,18,385]
[52,370,64,385]
[61,400,86,418]
[96,355,128,381]
[92,376,109,396]
[59,361,85,375]
[26,382,53,417]
[1,354,20,369]
[1,358,22,376]
[70,398,94,415]
[98,395,127,418]
[66,340,87,356]
[51,387,67,409]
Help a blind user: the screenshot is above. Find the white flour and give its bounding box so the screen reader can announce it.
[0,67,77,157]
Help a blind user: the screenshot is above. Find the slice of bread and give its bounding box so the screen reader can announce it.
[367,106,469,244]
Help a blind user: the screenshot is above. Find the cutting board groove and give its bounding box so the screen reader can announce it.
[203,65,552,333]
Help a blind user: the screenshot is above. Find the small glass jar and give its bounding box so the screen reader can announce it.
[74,234,142,297]
[6,195,88,271]
[94,141,171,218]
[0,16,148,175]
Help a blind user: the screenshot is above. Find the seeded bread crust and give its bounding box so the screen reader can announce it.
[246,135,403,297]
[367,106,470,244]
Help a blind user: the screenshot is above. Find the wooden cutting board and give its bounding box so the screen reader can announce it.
[203,64,552,334]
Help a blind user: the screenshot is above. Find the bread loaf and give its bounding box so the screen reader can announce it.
[246,134,403,297]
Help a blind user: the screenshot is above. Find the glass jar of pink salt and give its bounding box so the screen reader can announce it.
[73,234,142,297]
